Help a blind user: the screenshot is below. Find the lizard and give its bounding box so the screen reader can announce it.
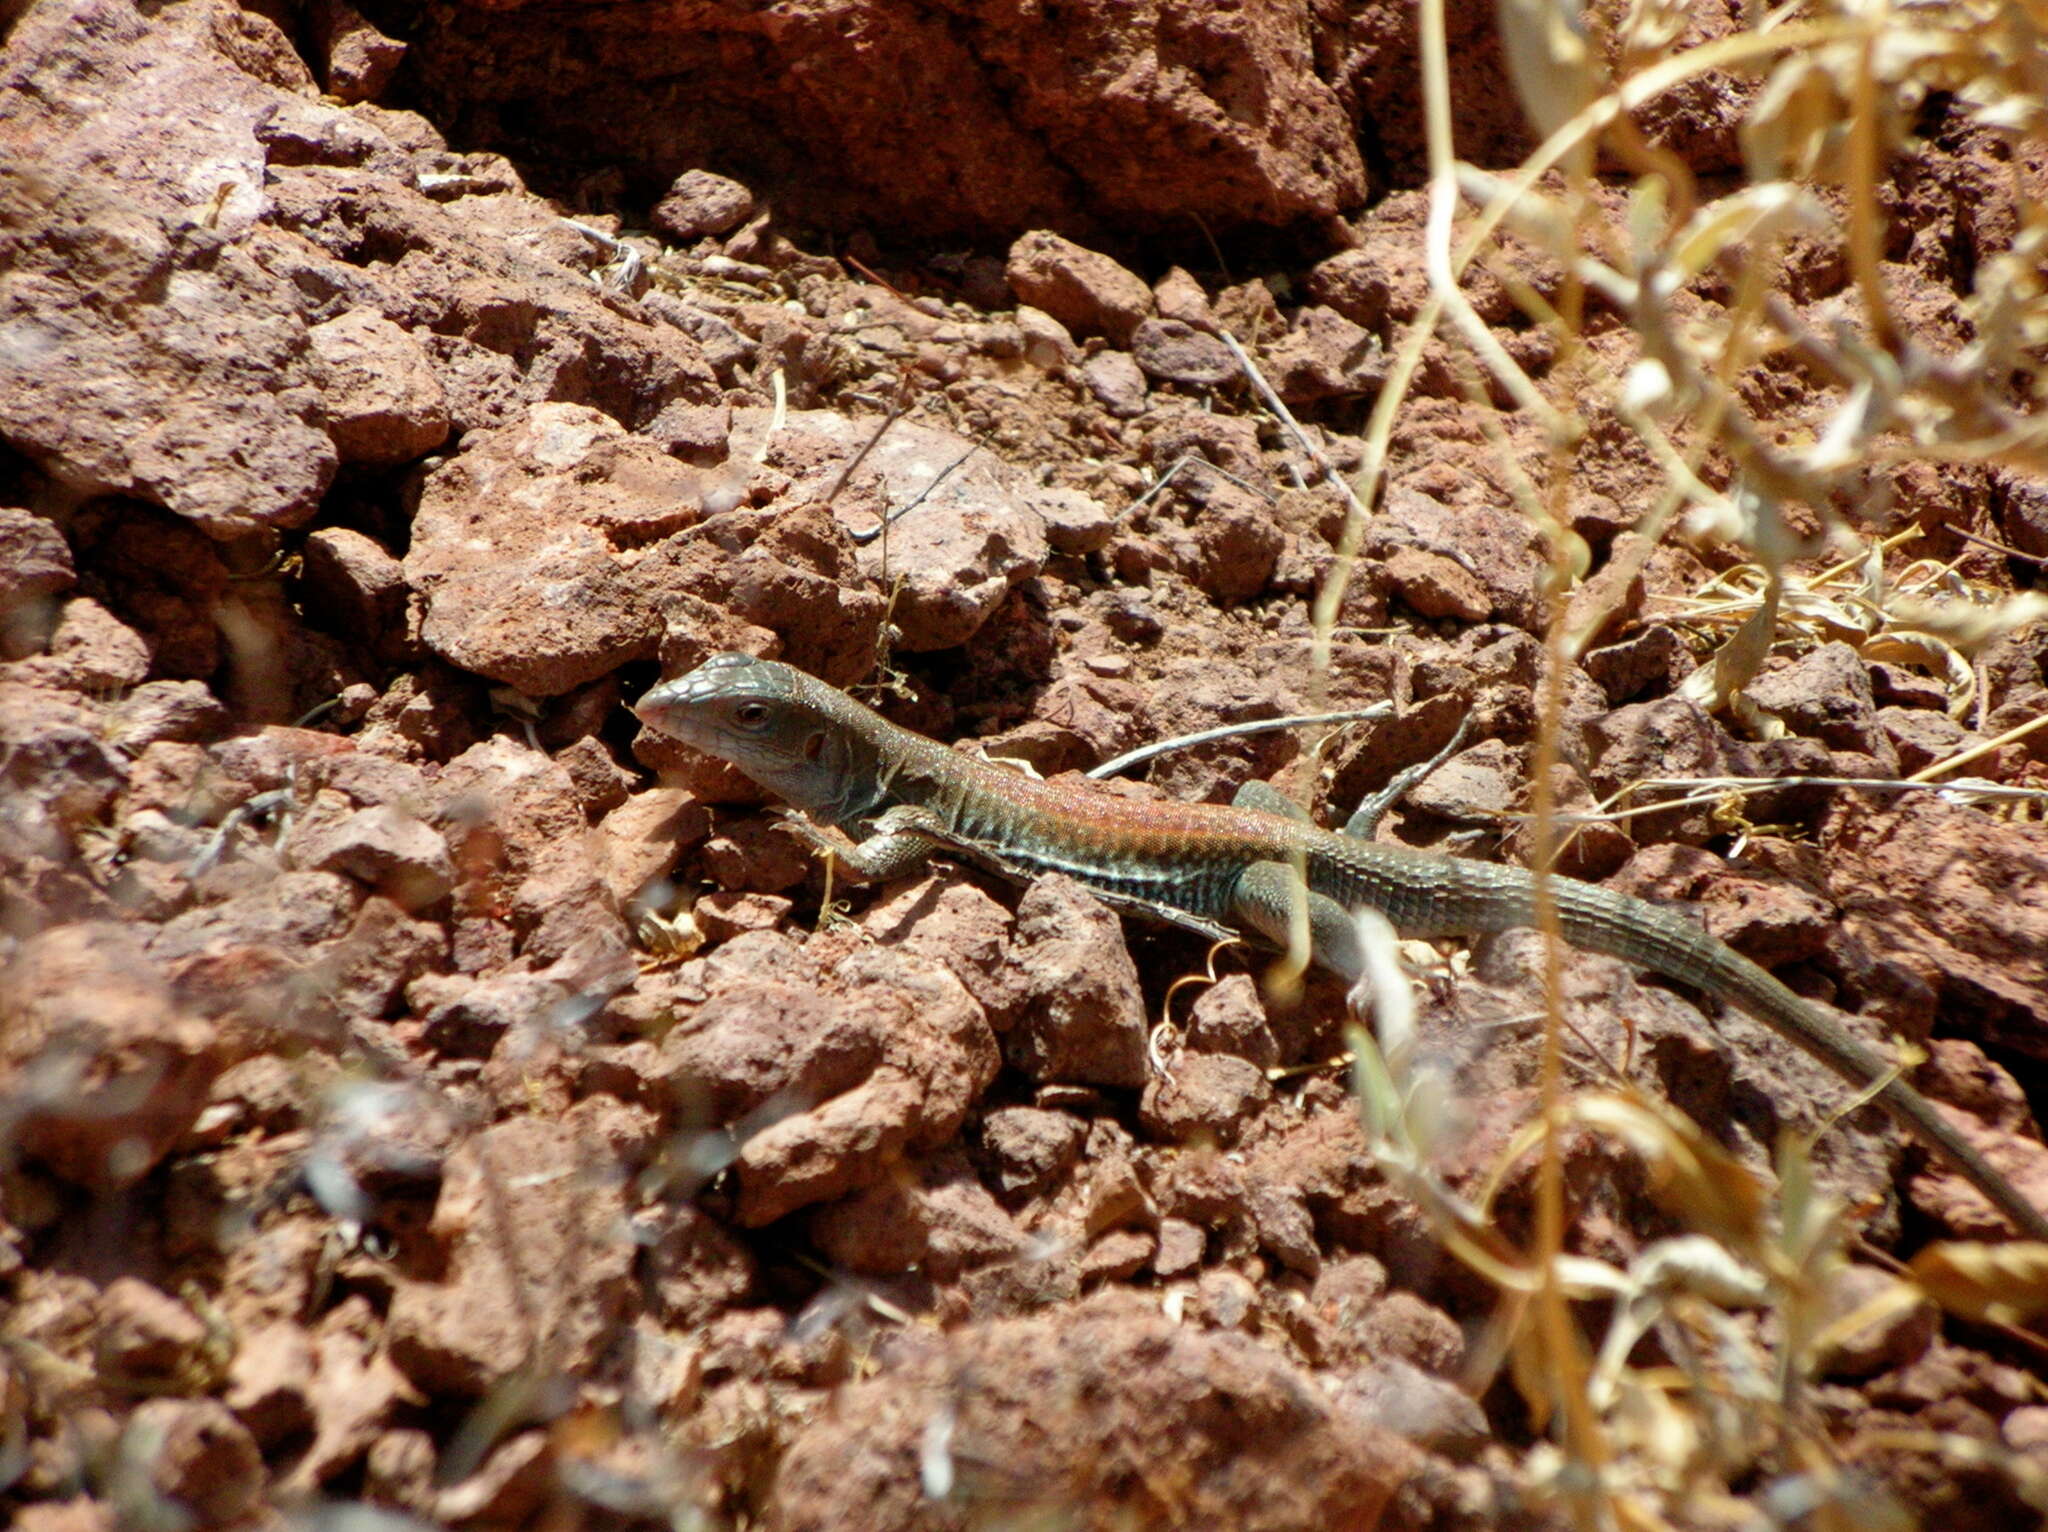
[635,651,2048,1243]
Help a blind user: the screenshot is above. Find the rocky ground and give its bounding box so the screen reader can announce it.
[4,2,2048,1529]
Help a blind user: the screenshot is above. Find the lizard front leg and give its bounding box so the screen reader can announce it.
[775,805,943,881]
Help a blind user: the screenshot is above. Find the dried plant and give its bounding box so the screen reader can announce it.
[1322,0,2048,1521]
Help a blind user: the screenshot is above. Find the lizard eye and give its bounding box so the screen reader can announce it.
[732,701,772,728]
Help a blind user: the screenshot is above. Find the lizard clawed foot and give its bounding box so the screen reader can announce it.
[769,807,849,857]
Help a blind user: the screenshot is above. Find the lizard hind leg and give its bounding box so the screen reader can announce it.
[1231,859,1367,984]
[1341,712,1474,841]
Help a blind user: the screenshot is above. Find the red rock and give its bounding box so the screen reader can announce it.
[105,681,230,754]
[1749,642,1892,764]
[323,894,448,1028]
[1016,304,1081,368]
[434,1430,554,1525]
[771,1294,1404,1530]
[363,1427,437,1510]
[402,968,555,1060]
[65,503,232,680]
[288,1296,423,1491]
[0,6,337,535]
[656,974,885,1122]
[192,1054,306,1146]
[211,726,357,792]
[652,168,758,239]
[0,921,217,1187]
[1332,1358,1490,1462]
[834,944,1001,1147]
[1153,1216,1207,1278]
[649,503,887,686]
[699,814,814,895]
[1246,1180,1320,1275]
[386,1108,640,1396]
[1368,486,1544,630]
[549,732,633,817]
[735,407,1049,652]
[12,1500,114,1532]
[637,935,999,1224]
[1130,315,1236,386]
[978,1105,1087,1199]
[1005,874,1149,1088]
[437,733,629,966]
[1588,697,1833,845]
[93,1277,208,1389]
[1079,349,1149,417]
[930,1161,1039,1281]
[305,750,431,815]
[811,1153,1027,1278]
[1583,623,1693,704]
[120,1398,263,1526]
[733,1075,920,1227]
[1029,485,1118,555]
[694,889,793,942]
[1140,1052,1272,1147]
[152,872,374,1044]
[117,737,228,837]
[1187,974,1277,1056]
[290,799,455,910]
[224,1320,316,1445]
[0,682,129,834]
[1193,1267,1259,1329]
[1404,736,1521,825]
[1144,405,1266,479]
[0,506,76,659]
[1307,242,1422,330]
[595,785,713,907]
[218,1216,326,1337]
[2006,1404,2048,1453]
[1878,706,1971,773]
[377,4,1368,240]
[1073,1119,1152,1231]
[1309,195,1523,329]
[301,1079,454,1233]
[1080,1226,1156,1284]
[1819,1264,1938,1379]
[715,945,996,1225]
[1153,477,1285,603]
[1511,762,1636,882]
[1613,843,1832,969]
[1152,266,1214,326]
[1559,533,1649,644]
[1906,1116,2048,1242]
[860,870,1021,1028]
[1353,1290,1466,1376]
[1383,549,1492,631]
[310,0,406,103]
[1210,275,1285,345]
[305,308,450,465]
[1828,797,2048,1062]
[301,528,412,665]
[1262,304,1381,403]
[641,1203,758,1326]
[1917,1037,2034,1132]
[405,404,698,695]
[1006,230,1154,344]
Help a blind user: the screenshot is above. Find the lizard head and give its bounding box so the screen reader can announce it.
[634,653,844,808]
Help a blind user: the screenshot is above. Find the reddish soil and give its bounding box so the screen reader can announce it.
[4,3,2048,1529]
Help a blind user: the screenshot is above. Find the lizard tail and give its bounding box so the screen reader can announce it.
[1537,871,2048,1242]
